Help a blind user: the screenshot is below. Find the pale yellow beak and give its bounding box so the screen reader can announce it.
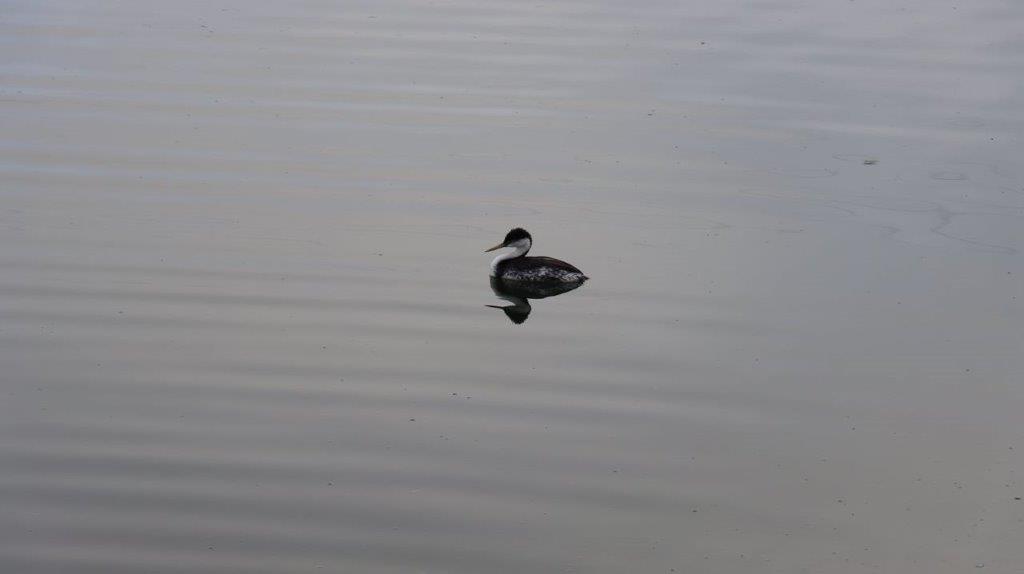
[484,242,506,253]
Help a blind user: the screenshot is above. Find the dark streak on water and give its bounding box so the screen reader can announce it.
[2,1,1023,572]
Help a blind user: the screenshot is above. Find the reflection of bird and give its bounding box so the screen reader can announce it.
[487,277,584,325]
[487,294,532,324]
[485,228,587,283]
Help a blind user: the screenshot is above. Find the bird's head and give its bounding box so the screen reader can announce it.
[484,228,532,255]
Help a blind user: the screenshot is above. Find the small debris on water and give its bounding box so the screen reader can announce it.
[863,158,878,165]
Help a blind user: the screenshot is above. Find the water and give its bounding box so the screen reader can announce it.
[2,1,1022,572]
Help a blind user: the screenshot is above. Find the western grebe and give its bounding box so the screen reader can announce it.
[484,228,587,283]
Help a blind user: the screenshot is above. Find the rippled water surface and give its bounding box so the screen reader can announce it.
[3,1,1023,572]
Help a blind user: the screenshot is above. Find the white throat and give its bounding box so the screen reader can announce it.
[489,239,531,276]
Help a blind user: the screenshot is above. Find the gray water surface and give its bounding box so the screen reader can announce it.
[2,1,1023,572]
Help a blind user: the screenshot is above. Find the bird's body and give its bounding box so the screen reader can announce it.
[492,255,586,282]
[485,228,587,283]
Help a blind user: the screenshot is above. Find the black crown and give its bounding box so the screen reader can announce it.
[504,228,532,244]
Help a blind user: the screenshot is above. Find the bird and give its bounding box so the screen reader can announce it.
[484,228,587,283]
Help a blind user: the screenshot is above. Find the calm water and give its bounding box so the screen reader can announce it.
[2,1,1023,572]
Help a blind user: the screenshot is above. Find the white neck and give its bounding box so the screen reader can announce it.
[489,239,531,276]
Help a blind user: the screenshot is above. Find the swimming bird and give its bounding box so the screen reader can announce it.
[484,228,587,283]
